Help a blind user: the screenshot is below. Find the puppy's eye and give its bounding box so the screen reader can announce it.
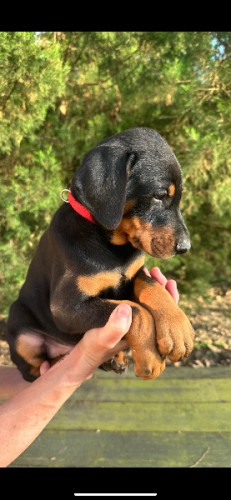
[153,190,168,200]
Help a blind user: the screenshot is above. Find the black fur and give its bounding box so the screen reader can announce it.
[7,127,190,381]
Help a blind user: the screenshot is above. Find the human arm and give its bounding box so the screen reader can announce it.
[0,303,131,467]
[0,366,30,398]
[0,266,178,397]
[0,267,179,467]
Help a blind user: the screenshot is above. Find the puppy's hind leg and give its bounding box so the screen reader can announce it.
[11,332,47,382]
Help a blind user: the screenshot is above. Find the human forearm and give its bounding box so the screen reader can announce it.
[0,366,30,398]
[0,269,178,468]
[0,357,79,467]
[0,304,131,467]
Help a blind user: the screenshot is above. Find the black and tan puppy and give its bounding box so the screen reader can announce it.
[7,127,195,381]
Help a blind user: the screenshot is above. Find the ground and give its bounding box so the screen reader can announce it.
[174,286,231,368]
[1,285,231,369]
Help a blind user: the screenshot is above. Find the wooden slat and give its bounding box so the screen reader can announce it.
[6,367,231,468]
[72,377,231,403]
[46,399,231,432]
[11,430,231,468]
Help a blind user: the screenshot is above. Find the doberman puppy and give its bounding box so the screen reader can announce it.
[7,127,195,381]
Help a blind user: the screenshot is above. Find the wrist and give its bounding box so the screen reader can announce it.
[41,343,93,393]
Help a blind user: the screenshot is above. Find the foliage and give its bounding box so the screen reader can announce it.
[1,31,231,315]
[0,32,68,311]
[0,146,63,311]
[0,32,68,154]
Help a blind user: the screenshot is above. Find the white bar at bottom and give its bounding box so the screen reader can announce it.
[74,494,157,497]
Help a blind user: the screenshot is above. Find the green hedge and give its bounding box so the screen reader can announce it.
[1,32,231,316]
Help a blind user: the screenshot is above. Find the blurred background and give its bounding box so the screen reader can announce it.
[1,31,231,319]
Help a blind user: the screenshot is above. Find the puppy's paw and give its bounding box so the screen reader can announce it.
[100,350,128,374]
[154,307,195,362]
[133,348,166,380]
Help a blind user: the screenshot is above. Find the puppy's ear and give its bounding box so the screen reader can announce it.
[71,146,134,230]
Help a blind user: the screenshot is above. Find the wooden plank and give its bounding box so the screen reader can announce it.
[46,399,231,432]
[72,377,231,403]
[6,367,231,468]
[11,430,231,468]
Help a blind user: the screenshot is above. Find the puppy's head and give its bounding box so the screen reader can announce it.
[71,127,190,259]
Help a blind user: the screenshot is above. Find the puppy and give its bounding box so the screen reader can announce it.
[7,127,194,381]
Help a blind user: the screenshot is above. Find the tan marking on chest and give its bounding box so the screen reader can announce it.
[77,271,121,297]
[124,254,145,280]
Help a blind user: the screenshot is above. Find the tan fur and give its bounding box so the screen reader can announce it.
[111,216,176,258]
[77,271,121,296]
[16,334,44,378]
[110,200,135,244]
[124,254,145,280]
[107,298,166,380]
[168,184,176,196]
[77,255,144,296]
[123,199,135,214]
[150,226,175,258]
[110,229,128,245]
[111,217,153,253]
[114,350,128,365]
[134,276,175,309]
[133,276,195,362]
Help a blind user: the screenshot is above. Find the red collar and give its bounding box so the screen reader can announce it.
[68,191,96,224]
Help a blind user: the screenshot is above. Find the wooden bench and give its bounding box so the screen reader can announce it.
[10,366,231,467]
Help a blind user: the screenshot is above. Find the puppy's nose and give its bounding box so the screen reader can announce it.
[175,238,191,254]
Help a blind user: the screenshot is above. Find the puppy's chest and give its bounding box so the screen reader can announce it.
[76,254,144,300]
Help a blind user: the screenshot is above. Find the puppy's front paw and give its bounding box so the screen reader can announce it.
[132,345,166,380]
[133,277,195,363]
[154,307,195,362]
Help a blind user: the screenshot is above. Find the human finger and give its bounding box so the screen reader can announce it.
[149,266,168,286]
[165,279,179,304]
[40,360,51,376]
[143,267,151,277]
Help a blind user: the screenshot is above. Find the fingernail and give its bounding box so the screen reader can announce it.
[116,304,132,319]
[143,267,151,277]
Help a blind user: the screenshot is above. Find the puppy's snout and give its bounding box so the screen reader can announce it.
[175,237,191,254]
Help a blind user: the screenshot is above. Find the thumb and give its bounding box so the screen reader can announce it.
[81,303,132,370]
[98,304,132,350]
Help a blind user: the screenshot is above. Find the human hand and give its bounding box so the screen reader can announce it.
[40,304,132,378]
[40,267,179,378]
